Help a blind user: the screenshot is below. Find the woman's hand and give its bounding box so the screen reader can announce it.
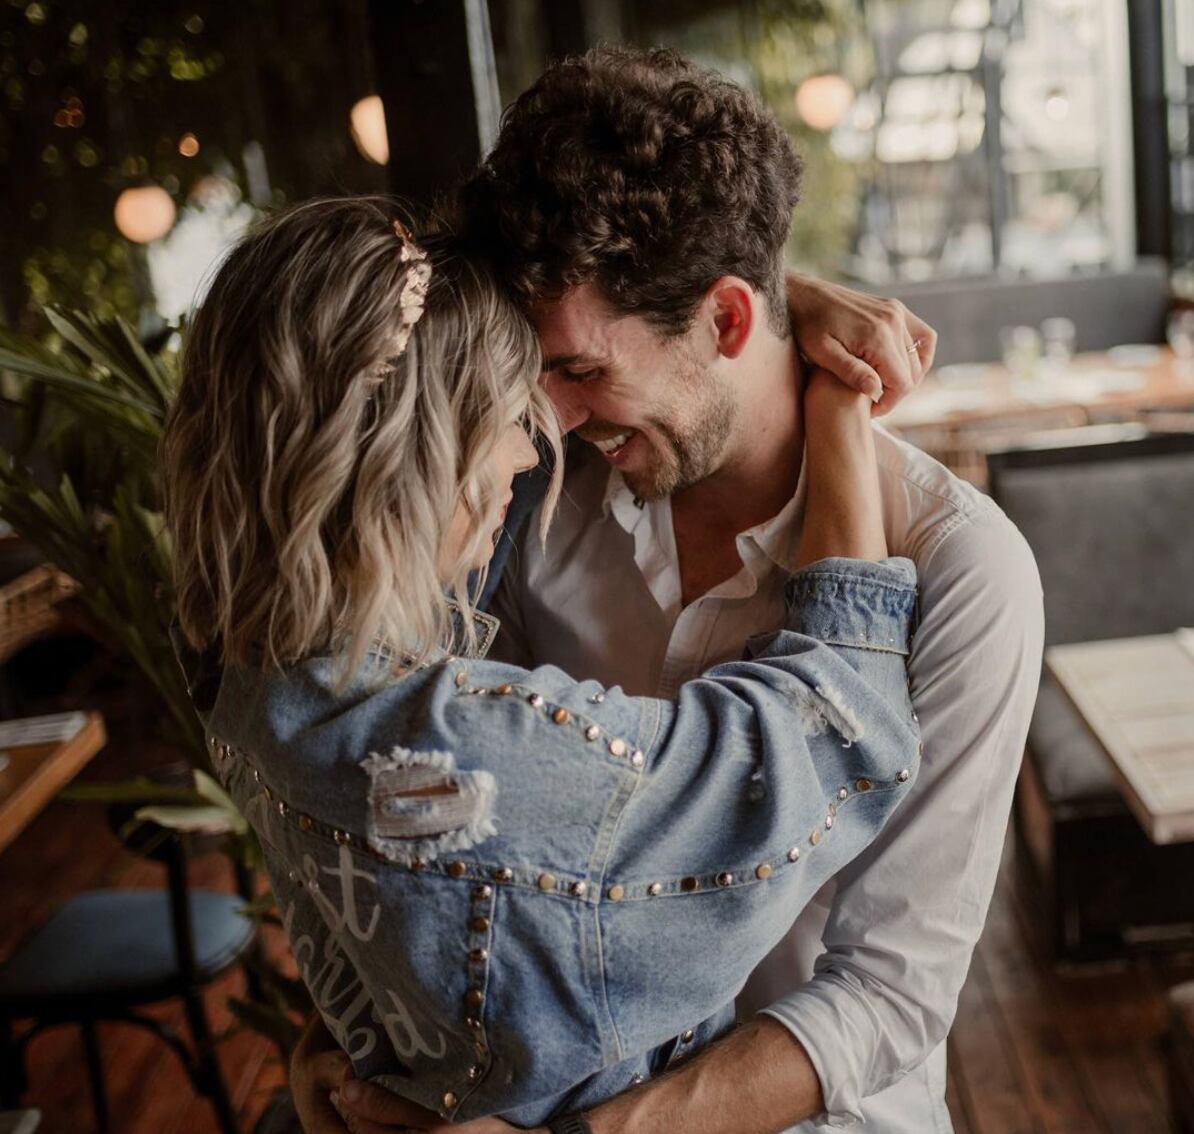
[289,1014,353,1134]
[796,368,887,566]
[786,271,936,414]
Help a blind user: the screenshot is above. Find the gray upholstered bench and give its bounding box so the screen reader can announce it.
[989,433,1194,961]
[1170,982,1194,1132]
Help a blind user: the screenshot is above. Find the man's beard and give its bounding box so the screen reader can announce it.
[624,354,736,502]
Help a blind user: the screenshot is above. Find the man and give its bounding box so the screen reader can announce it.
[299,46,1043,1133]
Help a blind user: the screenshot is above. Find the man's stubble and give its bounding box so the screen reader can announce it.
[625,347,737,502]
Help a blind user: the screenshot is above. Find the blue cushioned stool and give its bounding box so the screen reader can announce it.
[0,825,257,1133]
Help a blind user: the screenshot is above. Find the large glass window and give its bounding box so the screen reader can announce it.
[491,0,1137,286]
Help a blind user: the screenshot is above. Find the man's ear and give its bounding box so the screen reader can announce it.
[705,277,754,360]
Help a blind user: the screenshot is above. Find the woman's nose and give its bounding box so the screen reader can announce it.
[514,429,539,473]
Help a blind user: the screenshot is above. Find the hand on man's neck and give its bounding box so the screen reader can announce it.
[671,332,804,605]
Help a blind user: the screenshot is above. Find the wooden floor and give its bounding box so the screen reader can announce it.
[1,683,1192,1132]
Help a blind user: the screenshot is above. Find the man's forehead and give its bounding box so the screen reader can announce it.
[531,284,651,365]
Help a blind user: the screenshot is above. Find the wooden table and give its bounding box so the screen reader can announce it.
[888,346,1194,432]
[0,712,107,855]
[1046,632,1194,844]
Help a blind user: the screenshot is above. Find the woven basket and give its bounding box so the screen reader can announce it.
[0,563,79,664]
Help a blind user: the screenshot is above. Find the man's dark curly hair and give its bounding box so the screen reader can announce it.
[461,45,803,337]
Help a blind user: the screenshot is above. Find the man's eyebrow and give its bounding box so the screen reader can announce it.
[541,353,608,371]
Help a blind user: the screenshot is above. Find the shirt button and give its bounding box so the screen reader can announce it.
[553,708,571,725]
[647,882,663,896]
[492,867,514,882]
[897,768,911,783]
[680,876,700,892]
[715,872,734,887]
[570,881,588,897]
[447,861,467,878]
[471,916,490,933]
[538,873,556,891]
[755,864,773,880]
[443,1091,457,1110]
[607,884,626,901]
[472,884,492,900]
[787,847,801,862]
[810,830,822,846]
[455,672,468,688]
[609,738,627,758]
[855,778,873,792]
[681,1029,695,1043]
[585,725,600,742]
[465,988,485,1009]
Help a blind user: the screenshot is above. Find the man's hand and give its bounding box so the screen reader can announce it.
[335,1076,529,1134]
[289,1014,353,1134]
[786,271,936,414]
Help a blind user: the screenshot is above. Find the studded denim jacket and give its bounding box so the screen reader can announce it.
[184,556,921,1126]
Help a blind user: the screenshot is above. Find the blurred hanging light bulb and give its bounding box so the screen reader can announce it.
[350,95,389,164]
[114,184,176,243]
[795,74,855,132]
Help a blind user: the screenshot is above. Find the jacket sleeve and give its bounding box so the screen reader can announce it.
[592,557,922,885]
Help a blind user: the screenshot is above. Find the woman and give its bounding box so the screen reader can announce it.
[162,197,919,1131]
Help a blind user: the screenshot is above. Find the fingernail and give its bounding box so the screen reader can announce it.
[869,386,883,403]
[343,1081,362,1103]
[330,1090,341,1108]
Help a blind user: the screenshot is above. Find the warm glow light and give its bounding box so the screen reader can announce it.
[178,132,200,157]
[114,185,176,243]
[795,74,855,132]
[350,95,389,165]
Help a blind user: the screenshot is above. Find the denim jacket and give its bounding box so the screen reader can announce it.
[182,557,920,1126]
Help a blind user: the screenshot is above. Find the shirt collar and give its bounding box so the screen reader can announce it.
[601,460,810,578]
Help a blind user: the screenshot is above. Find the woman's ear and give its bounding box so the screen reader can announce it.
[706,277,754,360]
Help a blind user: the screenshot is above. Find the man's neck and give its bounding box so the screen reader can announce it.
[672,335,804,539]
[669,334,803,607]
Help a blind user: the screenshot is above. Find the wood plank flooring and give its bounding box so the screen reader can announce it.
[1,689,1191,1132]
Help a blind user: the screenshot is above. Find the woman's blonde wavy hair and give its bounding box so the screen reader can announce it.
[162,196,561,678]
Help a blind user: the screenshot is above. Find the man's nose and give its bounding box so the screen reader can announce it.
[542,373,589,434]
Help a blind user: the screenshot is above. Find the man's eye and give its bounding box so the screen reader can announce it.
[562,369,600,383]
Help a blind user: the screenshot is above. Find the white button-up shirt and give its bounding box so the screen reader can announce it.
[490,427,1044,1131]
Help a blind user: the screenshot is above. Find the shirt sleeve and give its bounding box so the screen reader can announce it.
[759,508,1044,1126]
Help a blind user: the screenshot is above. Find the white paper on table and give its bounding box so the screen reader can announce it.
[0,711,88,749]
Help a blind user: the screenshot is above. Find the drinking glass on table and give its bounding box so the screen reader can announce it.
[1041,317,1076,369]
[1000,324,1043,380]
[1167,309,1194,381]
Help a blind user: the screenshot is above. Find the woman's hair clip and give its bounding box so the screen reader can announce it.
[368,220,432,383]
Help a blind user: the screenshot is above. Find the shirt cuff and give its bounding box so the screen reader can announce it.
[784,557,918,655]
[759,991,869,1129]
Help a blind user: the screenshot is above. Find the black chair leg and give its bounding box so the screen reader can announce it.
[80,1019,110,1134]
[182,988,239,1134]
[0,1016,25,1108]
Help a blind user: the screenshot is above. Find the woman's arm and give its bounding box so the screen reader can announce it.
[796,368,887,567]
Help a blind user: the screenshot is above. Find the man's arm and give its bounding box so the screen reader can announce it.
[756,505,1043,1124]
